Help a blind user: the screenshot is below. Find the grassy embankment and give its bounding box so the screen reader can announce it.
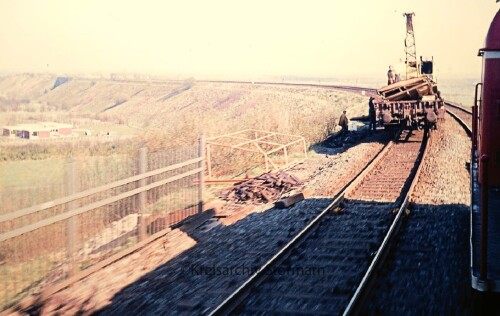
[1,75,369,203]
[0,74,370,309]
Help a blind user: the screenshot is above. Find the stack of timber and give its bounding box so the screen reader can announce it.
[377,77,438,101]
[220,171,302,204]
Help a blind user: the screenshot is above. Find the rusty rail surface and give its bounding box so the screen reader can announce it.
[343,130,429,315]
[344,106,471,315]
[346,103,472,315]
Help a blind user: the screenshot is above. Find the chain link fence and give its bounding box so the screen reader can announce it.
[0,138,204,311]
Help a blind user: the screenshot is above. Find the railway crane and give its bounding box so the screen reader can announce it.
[374,12,444,132]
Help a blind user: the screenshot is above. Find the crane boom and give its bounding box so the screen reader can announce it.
[403,12,418,80]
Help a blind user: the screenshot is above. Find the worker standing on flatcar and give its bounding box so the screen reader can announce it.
[339,110,349,135]
[387,66,395,85]
[368,97,376,132]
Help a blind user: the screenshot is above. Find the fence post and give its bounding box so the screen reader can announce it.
[65,158,79,277]
[303,138,308,159]
[206,144,212,179]
[137,147,147,241]
[198,135,205,214]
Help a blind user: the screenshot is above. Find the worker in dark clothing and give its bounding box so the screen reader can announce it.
[387,66,395,85]
[339,110,349,134]
[368,97,376,132]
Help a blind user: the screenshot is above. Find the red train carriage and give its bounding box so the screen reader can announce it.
[471,6,500,312]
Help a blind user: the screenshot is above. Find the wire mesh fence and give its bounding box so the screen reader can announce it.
[0,139,204,311]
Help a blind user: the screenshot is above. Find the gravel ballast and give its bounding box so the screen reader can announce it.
[364,114,471,314]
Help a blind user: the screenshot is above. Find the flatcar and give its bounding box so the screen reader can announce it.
[373,12,445,131]
[374,67,445,131]
[373,95,445,131]
[470,6,500,314]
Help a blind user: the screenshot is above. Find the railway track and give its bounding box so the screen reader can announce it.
[445,101,472,132]
[21,82,469,315]
[209,129,428,315]
[202,80,379,96]
[358,103,473,314]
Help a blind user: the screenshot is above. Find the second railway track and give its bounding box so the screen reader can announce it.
[210,129,428,315]
[445,101,472,133]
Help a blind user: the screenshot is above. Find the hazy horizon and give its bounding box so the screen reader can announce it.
[1,1,498,80]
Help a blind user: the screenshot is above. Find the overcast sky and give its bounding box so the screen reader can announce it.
[0,0,498,80]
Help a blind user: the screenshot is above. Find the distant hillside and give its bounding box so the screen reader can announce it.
[0,74,55,102]
[0,74,369,149]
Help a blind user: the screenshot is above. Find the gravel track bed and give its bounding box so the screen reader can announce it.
[236,201,396,315]
[289,131,388,197]
[221,132,424,314]
[348,133,422,202]
[413,114,470,205]
[364,114,471,314]
[97,200,334,315]
[26,132,388,315]
[36,200,330,315]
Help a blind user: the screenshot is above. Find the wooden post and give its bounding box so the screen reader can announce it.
[65,158,78,277]
[198,135,205,214]
[302,139,308,159]
[264,153,269,172]
[207,143,212,179]
[137,147,147,241]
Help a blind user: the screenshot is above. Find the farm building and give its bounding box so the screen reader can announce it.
[2,122,73,139]
[11,125,33,138]
[17,124,51,139]
[2,126,17,138]
[43,122,73,136]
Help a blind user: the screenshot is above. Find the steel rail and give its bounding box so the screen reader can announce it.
[208,140,393,316]
[342,130,429,315]
[445,101,473,115]
[200,80,379,95]
[202,81,474,118]
[445,100,477,295]
[445,107,472,136]
[344,107,472,315]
